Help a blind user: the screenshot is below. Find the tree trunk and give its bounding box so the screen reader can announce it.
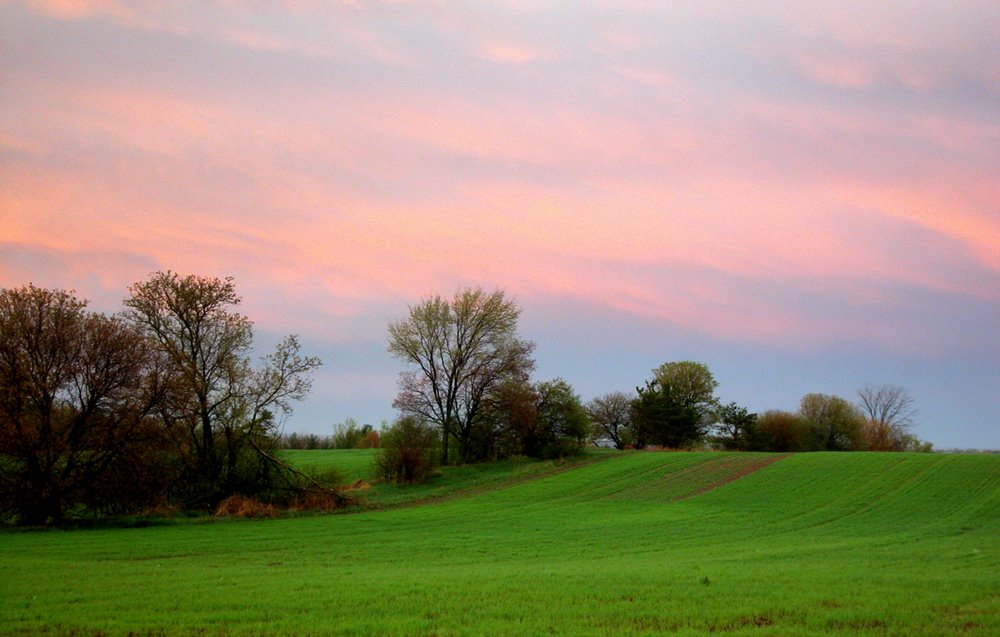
[200,408,216,480]
[440,427,449,466]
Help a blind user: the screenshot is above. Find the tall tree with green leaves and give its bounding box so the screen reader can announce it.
[532,379,590,459]
[799,393,866,451]
[388,288,534,464]
[652,361,719,426]
[712,402,758,451]
[631,379,704,449]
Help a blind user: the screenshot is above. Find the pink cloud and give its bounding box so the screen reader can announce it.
[25,0,129,20]
[3,0,996,358]
[795,55,876,89]
[478,40,556,65]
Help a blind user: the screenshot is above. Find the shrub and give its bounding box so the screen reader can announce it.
[755,410,811,452]
[376,416,438,484]
[286,489,344,512]
[214,495,278,518]
[333,418,379,449]
[359,429,381,449]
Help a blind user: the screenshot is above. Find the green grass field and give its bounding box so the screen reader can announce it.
[2,451,997,636]
[283,448,379,483]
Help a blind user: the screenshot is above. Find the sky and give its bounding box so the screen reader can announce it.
[1,1,998,448]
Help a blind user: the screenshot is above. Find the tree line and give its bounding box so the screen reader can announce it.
[380,287,930,482]
[590,379,929,453]
[2,277,931,522]
[0,274,336,526]
[281,418,382,450]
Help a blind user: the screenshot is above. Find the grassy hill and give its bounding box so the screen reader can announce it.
[1,451,997,635]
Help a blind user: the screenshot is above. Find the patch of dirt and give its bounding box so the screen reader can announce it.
[675,453,790,501]
[378,453,616,511]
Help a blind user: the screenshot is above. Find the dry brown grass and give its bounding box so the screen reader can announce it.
[214,495,278,518]
[141,502,183,518]
[342,479,370,491]
[286,489,347,512]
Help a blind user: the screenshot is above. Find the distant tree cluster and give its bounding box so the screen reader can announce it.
[331,418,381,449]
[280,418,382,450]
[385,287,931,481]
[592,378,930,454]
[386,288,588,475]
[280,432,335,450]
[585,361,722,451]
[747,389,930,453]
[4,277,935,522]
[0,274,334,526]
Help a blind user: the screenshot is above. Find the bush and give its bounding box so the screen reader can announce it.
[359,429,381,449]
[214,495,278,518]
[286,489,345,512]
[799,393,866,451]
[332,418,380,449]
[376,416,438,484]
[755,410,811,452]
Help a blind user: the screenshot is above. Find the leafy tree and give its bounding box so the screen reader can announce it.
[586,391,634,449]
[0,285,169,525]
[652,361,719,426]
[333,418,379,449]
[470,377,537,461]
[376,416,438,484]
[388,288,534,465]
[711,402,758,450]
[631,379,704,449]
[124,271,322,506]
[468,378,589,461]
[895,434,934,453]
[332,417,364,449]
[282,432,303,449]
[857,384,917,451]
[532,379,590,459]
[799,393,866,451]
[359,428,381,449]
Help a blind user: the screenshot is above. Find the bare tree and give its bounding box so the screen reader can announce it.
[857,384,917,451]
[586,391,634,449]
[0,285,168,524]
[124,271,321,505]
[388,288,534,464]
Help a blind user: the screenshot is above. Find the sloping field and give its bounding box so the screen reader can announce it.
[282,449,379,483]
[1,452,997,636]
